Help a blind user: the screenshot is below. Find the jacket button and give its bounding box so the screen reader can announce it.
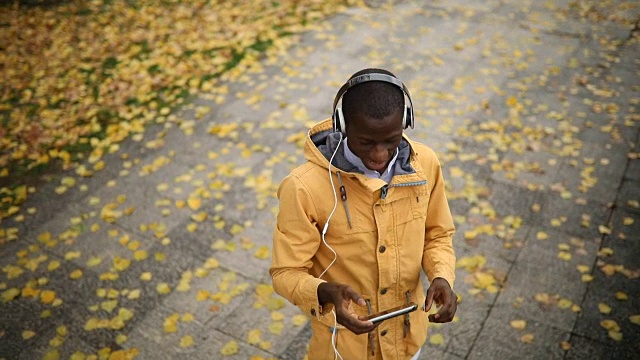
[379,246,386,253]
[380,288,387,295]
[381,330,388,336]
[311,309,316,316]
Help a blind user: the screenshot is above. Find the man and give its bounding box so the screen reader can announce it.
[270,68,457,359]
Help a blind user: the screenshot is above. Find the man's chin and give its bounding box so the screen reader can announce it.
[366,164,388,173]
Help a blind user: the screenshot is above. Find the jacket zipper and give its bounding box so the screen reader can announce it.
[380,180,427,200]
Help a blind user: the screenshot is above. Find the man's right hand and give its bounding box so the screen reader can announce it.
[317,282,379,335]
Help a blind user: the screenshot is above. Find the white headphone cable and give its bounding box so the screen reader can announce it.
[319,131,343,279]
[318,131,344,360]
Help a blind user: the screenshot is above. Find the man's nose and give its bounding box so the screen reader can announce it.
[370,145,388,162]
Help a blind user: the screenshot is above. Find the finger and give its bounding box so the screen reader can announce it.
[424,286,435,312]
[429,298,456,323]
[340,313,377,334]
[343,286,366,307]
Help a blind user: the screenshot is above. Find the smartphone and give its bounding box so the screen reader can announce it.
[362,303,418,324]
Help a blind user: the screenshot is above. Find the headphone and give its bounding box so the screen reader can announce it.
[332,72,415,133]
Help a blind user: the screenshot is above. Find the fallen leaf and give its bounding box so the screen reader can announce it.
[180,335,195,348]
[220,340,239,355]
[429,333,445,345]
[510,319,527,330]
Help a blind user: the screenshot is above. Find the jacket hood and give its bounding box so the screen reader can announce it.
[304,119,416,177]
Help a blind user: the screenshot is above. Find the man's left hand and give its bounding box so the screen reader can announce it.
[424,277,457,323]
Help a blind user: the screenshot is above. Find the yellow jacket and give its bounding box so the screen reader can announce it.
[271,120,456,359]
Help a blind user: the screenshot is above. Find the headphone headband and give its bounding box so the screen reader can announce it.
[332,72,414,132]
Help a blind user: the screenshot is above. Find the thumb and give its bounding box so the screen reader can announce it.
[424,287,435,312]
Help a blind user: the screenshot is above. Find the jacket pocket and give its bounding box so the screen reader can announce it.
[411,193,430,219]
[393,191,430,226]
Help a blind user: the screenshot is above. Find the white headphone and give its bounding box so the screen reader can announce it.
[332,72,415,133]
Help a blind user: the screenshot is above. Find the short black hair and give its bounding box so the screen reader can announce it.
[341,68,405,128]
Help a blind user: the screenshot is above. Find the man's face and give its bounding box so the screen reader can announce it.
[345,109,404,173]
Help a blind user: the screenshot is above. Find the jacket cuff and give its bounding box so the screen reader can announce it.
[299,277,327,319]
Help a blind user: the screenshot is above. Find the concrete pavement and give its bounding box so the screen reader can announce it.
[1,0,639,359]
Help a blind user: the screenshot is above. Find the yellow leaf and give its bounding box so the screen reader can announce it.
[600,319,620,331]
[140,272,152,281]
[473,272,495,289]
[191,211,208,222]
[43,349,60,360]
[254,246,270,260]
[558,251,572,261]
[224,242,236,252]
[456,255,486,272]
[429,333,445,345]
[187,197,202,211]
[180,335,195,348]
[292,314,308,326]
[608,330,623,341]
[629,315,640,325]
[220,340,239,355]
[211,239,226,250]
[22,330,36,340]
[86,256,102,267]
[157,283,171,294]
[622,217,634,225]
[597,248,614,257]
[510,319,527,330]
[581,274,593,283]
[127,289,141,300]
[255,284,274,297]
[536,231,548,240]
[229,224,244,235]
[101,300,118,313]
[69,269,83,280]
[40,290,56,304]
[247,329,262,345]
[598,303,612,314]
[615,292,628,301]
[557,298,573,309]
[576,265,590,273]
[115,334,128,345]
[268,322,284,335]
[520,333,535,343]
[37,231,52,243]
[194,267,209,278]
[187,223,198,233]
[266,297,285,311]
[164,314,180,333]
[113,257,131,271]
[598,225,611,235]
[271,311,285,321]
[48,260,61,271]
[182,313,195,322]
[64,251,81,260]
[133,250,148,261]
[204,257,220,269]
[196,290,211,301]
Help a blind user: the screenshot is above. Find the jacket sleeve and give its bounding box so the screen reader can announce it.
[421,153,456,288]
[270,174,326,319]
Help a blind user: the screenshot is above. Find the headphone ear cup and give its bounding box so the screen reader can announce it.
[405,105,413,129]
[333,107,346,133]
